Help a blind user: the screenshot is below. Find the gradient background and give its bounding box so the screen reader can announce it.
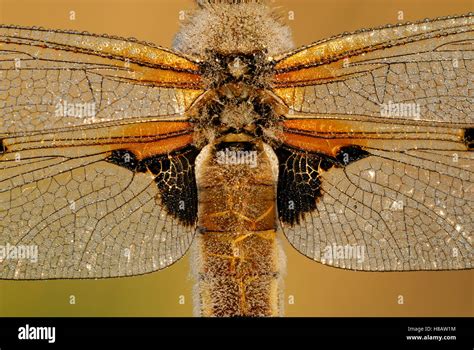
[0,0,472,317]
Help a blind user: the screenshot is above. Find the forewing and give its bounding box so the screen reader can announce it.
[0,25,203,133]
[0,26,203,279]
[271,15,473,271]
[273,14,472,124]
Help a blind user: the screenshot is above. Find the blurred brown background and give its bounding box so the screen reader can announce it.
[0,0,472,316]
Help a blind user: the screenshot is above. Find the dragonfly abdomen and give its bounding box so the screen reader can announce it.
[192,141,284,316]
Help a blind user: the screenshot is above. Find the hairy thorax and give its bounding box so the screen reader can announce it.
[191,52,287,147]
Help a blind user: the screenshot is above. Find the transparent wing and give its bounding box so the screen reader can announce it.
[0,25,203,133]
[271,14,473,271]
[273,14,472,124]
[0,26,203,279]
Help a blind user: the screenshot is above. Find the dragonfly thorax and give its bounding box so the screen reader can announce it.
[192,80,282,146]
[201,51,271,88]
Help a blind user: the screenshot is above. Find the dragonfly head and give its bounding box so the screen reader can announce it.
[172,1,294,58]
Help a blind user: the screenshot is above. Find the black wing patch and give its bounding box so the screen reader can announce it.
[276,145,369,225]
[107,146,200,226]
[464,128,473,150]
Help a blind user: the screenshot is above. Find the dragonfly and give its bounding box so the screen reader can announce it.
[0,1,472,317]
